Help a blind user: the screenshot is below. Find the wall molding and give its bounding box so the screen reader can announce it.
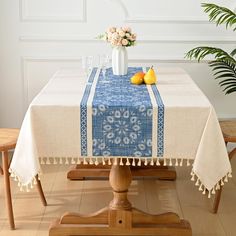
[125,16,209,24]
[112,0,209,24]
[22,56,209,63]
[19,35,236,44]
[112,0,236,24]
[19,0,87,22]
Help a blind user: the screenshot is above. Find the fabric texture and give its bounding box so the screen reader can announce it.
[9,67,231,194]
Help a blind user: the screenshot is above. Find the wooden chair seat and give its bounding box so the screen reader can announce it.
[0,128,47,230]
[213,120,236,213]
[220,120,236,143]
[0,128,19,151]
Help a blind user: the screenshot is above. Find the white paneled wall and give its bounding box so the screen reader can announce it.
[0,0,236,127]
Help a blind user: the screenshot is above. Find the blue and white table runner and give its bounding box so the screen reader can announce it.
[81,67,164,159]
[9,67,232,196]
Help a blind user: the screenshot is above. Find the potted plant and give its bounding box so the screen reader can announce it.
[186,3,236,94]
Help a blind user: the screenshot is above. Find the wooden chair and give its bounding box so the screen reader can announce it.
[0,128,47,229]
[213,120,236,213]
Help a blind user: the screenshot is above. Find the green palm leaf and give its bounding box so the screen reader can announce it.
[202,3,236,30]
[185,46,236,64]
[231,48,236,57]
[209,59,236,94]
[186,3,236,94]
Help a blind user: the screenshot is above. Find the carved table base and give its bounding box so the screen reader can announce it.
[49,163,191,236]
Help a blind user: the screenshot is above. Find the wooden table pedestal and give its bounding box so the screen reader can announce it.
[67,161,176,181]
[49,163,191,236]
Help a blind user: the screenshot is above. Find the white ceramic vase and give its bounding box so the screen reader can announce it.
[112,46,128,75]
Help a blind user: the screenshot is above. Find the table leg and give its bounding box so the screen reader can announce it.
[67,161,176,181]
[49,162,191,236]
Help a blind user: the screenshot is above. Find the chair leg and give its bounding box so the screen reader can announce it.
[213,187,223,214]
[0,166,3,175]
[2,151,15,230]
[35,175,47,206]
[229,147,236,161]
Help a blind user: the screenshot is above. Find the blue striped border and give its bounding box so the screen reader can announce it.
[147,67,165,157]
[80,68,98,156]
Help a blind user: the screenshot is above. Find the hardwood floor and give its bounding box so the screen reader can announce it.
[0,154,236,236]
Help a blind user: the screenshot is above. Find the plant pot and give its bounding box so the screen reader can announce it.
[112,46,128,75]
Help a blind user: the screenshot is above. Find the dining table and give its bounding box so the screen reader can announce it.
[9,66,232,236]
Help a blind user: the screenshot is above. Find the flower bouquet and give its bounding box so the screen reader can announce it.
[99,26,137,75]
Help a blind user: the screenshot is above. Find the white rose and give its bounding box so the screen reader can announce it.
[118,30,125,37]
[125,33,130,38]
[108,27,116,33]
[131,34,136,41]
[111,39,118,46]
[112,32,120,40]
[122,26,131,32]
[122,39,128,46]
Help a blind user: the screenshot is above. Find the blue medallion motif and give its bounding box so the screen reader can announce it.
[92,67,153,157]
[80,67,165,158]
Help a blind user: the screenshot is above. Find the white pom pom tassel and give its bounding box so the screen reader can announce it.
[53,158,58,165]
[46,157,51,165]
[89,158,94,165]
[132,158,136,166]
[156,158,160,166]
[202,187,206,195]
[187,159,190,166]
[144,158,148,166]
[163,158,167,166]
[138,158,141,166]
[71,158,76,164]
[191,174,195,181]
[150,158,154,166]
[126,158,130,166]
[175,158,179,166]
[199,184,203,191]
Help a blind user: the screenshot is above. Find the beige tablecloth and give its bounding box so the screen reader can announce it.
[9,67,232,197]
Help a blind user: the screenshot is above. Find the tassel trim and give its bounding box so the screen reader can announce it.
[191,168,232,199]
[32,157,196,167]
[10,157,232,195]
[9,168,42,193]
